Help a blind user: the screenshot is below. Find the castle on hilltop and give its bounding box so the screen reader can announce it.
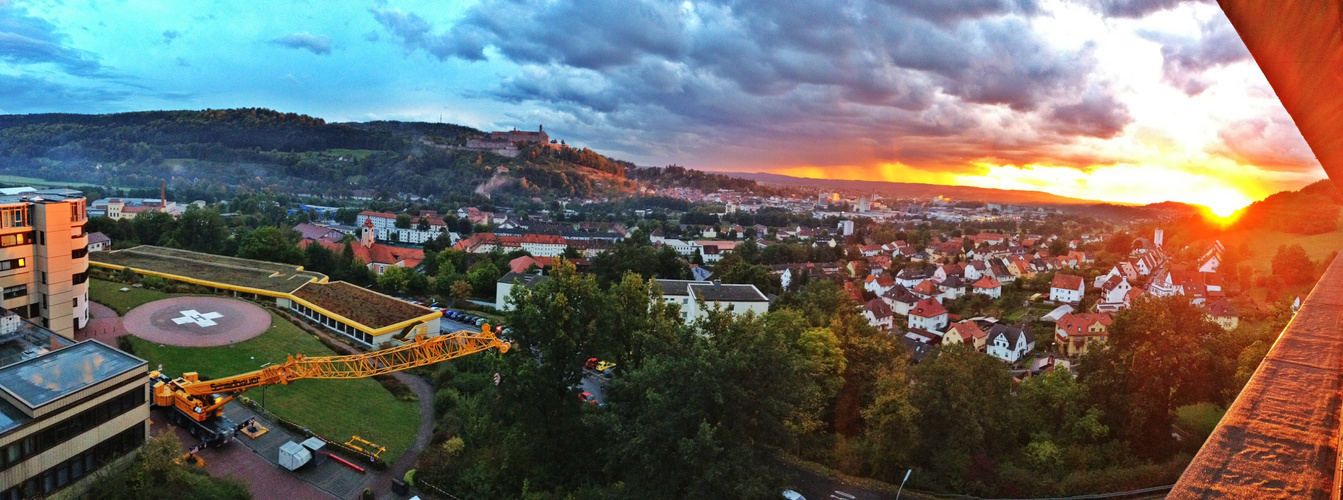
[464,125,560,157]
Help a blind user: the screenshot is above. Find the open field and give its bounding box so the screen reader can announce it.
[127,311,418,462]
[0,174,101,188]
[1227,227,1343,275]
[89,278,171,314]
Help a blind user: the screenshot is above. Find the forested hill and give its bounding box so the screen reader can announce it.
[0,108,644,203]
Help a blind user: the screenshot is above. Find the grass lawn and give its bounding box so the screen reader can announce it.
[128,311,419,462]
[89,279,171,314]
[1229,227,1343,275]
[1176,403,1227,443]
[0,174,101,188]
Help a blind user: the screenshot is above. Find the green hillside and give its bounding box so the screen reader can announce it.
[0,108,643,203]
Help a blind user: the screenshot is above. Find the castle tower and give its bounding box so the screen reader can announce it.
[361,219,376,249]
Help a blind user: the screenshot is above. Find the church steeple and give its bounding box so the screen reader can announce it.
[361,219,376,248]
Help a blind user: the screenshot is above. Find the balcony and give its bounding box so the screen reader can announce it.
[1170,258,1343,498]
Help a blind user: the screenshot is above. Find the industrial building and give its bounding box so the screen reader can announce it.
[0,189,92,339]
[0,314,149,499]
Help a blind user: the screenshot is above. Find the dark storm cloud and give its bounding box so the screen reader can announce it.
[1046,88,1132,139]
[0,7,102,75]
[271,32,332,55]
[1143,18,1250,95]
[1099,0,1208,18]
[371,0,1140,170]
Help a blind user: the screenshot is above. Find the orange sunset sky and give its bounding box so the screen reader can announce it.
[3,0,1322,214]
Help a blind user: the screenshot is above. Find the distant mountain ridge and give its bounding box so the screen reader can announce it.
[721,171,1124,206]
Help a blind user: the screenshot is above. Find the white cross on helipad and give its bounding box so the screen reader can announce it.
[172,310,223,327]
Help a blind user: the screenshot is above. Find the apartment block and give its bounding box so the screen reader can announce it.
[0,190,91,339]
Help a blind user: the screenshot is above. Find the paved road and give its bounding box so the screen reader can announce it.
[775,458,899,500]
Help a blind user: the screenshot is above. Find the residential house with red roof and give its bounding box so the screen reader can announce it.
[1050,273,1085,304]
[971,275,1002,299]
[864,273,897,296]
[1203,296,1239,330]
[908,297,949,333]
[1055,312,1112,357]
[943,320,988,351]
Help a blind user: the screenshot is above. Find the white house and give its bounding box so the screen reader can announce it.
[496,272,551,311]
[964,261,989,281]
[938,276,967,300]
[882,285,919,316]
[971,275,1002,299]
[356,210,452,245]
[985,324,1035,363]
[863,299,895,331]
[1050,273,1085,304]
[895,267,933,288]
[864,274,897,296]
[657,279,770,322]
[1095,274,1133,312]
[908,298,949,333]
[87,231,112,252]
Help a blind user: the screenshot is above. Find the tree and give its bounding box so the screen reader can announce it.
[236,226,302,264]
[449,280,472,306]
[131,211,178,247]
[467,260,502,296]
[1048,238,1070,257]
[85,433,251,500]
[376,265,414,294]
[172,206,229,254]
[416,216,430,231]
[860,363,919,482]
[1079,296,1228,460]
[302,241,338,276]
[1272,244,1316,285]
[395,213,412,229]
[909,344,1017,490]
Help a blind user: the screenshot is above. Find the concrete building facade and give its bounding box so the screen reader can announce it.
[0,333,149,500]
[0,190,91,339]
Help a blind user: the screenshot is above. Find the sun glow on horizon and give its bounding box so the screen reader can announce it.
[766,161,1313,216]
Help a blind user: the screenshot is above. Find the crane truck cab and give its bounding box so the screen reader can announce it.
[150,370,240,447]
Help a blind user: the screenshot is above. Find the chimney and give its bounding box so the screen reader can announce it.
[160,180,166,211]
[713,280,721,290]
[1154,229,1164,248]
[539,124,543,132]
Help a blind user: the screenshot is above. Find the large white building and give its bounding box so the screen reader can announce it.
[355,211,453,245]
[0,189,91,339]
[657,279,770,322]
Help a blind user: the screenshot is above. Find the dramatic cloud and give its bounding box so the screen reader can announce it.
[1100,0,1207,18]
[0,7,102,75]
[1211,111,1317,172]
[1143,16,1252,95]
[271,32,331,55]
[373,0,1125,173]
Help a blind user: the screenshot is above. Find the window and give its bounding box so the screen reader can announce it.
[0,386,144,473]
[36,231,43,246]
[0,258,25,271]
[72,271,88,285]
[71,247,88,259]
[0,207,28,229]
[0,232,31,247]
[2,285,26,300]
[40,271,45,285]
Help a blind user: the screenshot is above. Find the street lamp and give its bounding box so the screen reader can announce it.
[896,469,912,500]
[258,362,273,409]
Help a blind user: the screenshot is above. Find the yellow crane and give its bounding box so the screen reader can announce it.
[152,325,509,446]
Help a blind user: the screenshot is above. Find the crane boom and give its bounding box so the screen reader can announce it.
[152,325,510,425]
[180,325,510,396]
